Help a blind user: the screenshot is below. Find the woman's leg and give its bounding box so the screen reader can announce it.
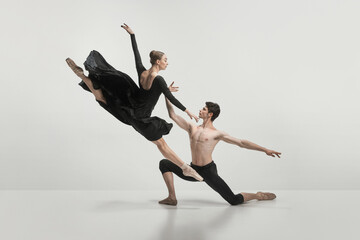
[152,138,183,166]
[66,58,107,104]
[152,138,203,181]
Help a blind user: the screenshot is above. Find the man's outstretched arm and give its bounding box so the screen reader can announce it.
[165,98,193,133]
[219,133,281,158]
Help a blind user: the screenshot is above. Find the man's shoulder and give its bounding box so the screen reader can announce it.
[190,123,201,131]
[202,127,224,138]
[212,128,228,139]
[209,126,223,134]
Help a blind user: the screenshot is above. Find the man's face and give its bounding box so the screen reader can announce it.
[199,106,209,119]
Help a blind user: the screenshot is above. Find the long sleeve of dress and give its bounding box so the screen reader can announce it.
[157,76,186,111]
[130,34,146,80]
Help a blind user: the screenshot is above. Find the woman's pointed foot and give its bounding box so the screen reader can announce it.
[66,58,85,78]
[181,164,203,181]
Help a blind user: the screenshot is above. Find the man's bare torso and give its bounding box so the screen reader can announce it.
[189,125,223,166]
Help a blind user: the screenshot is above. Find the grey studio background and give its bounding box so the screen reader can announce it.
[1,0,359,191]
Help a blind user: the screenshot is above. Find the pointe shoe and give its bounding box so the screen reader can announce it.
[182,164,203,181]
[158,197,177,206]
[66,58,85,78]
[256,192,276,200]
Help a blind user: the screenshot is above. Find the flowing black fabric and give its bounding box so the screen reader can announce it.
[78,34,187,141]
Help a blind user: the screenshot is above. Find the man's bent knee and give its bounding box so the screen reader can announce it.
[159,159,171,174]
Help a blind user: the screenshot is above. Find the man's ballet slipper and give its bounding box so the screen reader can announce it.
[257,192,276,200]
[181,164,204,181]
[66,58,85,78]
[158,197,177,206]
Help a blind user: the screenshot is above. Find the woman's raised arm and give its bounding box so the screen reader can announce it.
[121,23,146,78]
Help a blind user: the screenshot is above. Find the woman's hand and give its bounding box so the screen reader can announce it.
[185,109,199,122]
[121,23,134,34]
[168,81,179,93]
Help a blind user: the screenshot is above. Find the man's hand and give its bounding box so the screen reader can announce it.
[265,149,281,158]
[121,23,134,34]
[169,81,179,92]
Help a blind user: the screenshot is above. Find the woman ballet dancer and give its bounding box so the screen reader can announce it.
[66,23,203,181]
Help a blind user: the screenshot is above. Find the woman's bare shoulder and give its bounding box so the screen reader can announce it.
[141,71,158,90]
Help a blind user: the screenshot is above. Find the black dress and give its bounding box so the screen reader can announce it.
[78,34,187,141]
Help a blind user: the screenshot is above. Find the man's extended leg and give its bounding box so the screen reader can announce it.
[200,162,244,205]
[201,163,276,204]
[158,159,198,206]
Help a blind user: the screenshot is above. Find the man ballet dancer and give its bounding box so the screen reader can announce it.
[158,98,281,206]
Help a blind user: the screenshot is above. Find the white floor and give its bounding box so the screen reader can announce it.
[0,190,358,240]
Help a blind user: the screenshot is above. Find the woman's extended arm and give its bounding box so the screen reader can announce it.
[158,76,198,121]
[121,23,146,79]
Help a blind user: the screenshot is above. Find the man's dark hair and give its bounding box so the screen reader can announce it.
[205,102,221,121]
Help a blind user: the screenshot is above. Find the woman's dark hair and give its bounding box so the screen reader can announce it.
[149,50,165,65]
[205,102,220,121]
